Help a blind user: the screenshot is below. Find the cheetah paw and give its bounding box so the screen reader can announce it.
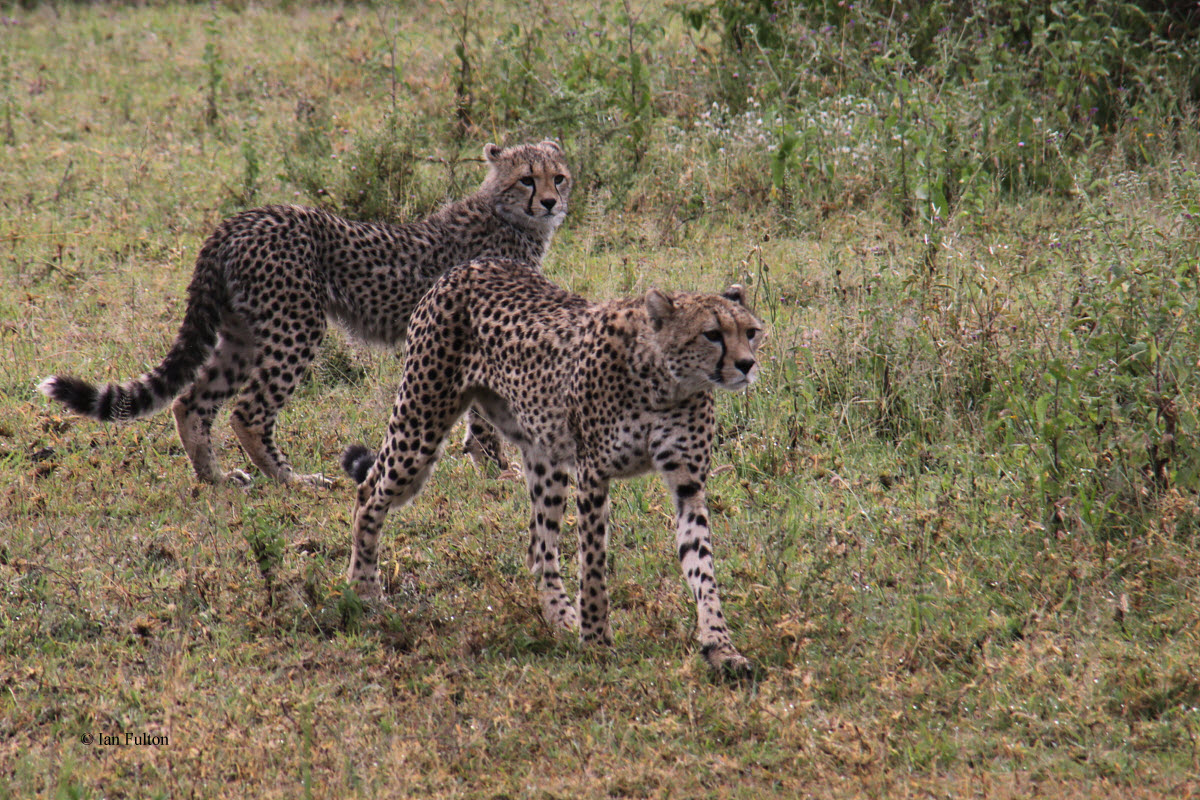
[542,606,579,637]
[579,622,613,647]
[702,643,758,681]
[558,607,580,632]
[293,472,333,488]
[347,577,383,600]
[224,469,254,488]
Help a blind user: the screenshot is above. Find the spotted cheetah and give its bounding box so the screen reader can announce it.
[340,258,764,675]
[38,140,571,486]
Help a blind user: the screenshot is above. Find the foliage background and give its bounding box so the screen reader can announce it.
[1,1,1198,797]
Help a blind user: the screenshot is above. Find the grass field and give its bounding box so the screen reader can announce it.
[2,1,1199,797]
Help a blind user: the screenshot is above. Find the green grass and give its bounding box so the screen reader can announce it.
[2,1,1199,797]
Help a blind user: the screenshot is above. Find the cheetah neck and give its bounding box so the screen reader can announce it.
[417,193,554,268]
[600,304,711,410]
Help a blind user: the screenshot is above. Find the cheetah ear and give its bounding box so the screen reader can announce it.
[722,284,747,307]
[484,143,504,163]
[540,139,563,154]
[645,289,675,327]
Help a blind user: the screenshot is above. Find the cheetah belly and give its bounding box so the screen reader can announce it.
[468,388,577,466]
[326,300,410,347]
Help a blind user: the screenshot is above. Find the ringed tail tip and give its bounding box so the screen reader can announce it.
[37,375,101,417]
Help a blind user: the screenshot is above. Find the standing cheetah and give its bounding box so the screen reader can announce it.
[39,140,571,486]
[341,259,764,675]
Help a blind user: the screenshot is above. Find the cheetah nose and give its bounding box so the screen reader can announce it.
[541,197,557,212]
[735,358,756,375]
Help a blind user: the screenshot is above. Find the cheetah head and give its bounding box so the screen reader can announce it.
[482,140,572,233]
[645,284,765,394]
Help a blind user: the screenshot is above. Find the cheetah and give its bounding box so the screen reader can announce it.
[38,140,571,486]
[340,258,764,675]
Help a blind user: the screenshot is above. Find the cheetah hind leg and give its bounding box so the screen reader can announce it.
[345,402,461,596]
[462,408,507,472]
[170,327,256,486]
[172,396,252,486]
[230,413,332,487]
[227,317,332,487]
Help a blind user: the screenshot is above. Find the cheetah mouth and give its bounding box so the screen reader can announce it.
[720,374,755,391]
[526,205,565,219]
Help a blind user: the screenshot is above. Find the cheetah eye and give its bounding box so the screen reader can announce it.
[519,176,536,187]
[746,328,761,341]
[553,174,565,186]
[702,330,724,344]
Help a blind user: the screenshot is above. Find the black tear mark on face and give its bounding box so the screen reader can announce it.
[707,312,728,384]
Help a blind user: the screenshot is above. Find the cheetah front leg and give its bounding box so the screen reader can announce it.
[522,455,577,634]
[655,437,753,677]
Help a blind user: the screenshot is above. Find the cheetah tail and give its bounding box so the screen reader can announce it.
[341,444,377,485]
[37,245,228,422]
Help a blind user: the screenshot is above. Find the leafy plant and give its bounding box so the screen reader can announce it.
[202,4,225,127]
[282,114,437,222]
[220,123,262,213]
[243,510,286,608]
[0,52,15,146]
